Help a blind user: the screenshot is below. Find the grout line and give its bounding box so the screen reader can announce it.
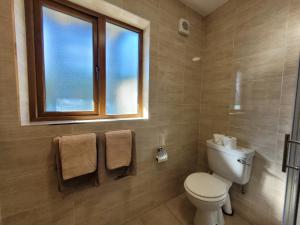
[165,205,185,225]
[165,195,187,225]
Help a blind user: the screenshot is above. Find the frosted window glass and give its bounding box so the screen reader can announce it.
[106,22,139,115]
[43,7,94,112]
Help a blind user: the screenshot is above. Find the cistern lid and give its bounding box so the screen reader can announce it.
[184,172,227,198]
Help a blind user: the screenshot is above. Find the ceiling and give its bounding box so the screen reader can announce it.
[179,0,229,16]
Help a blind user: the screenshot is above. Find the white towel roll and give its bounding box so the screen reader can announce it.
[213,134,225,145]
[223,136,237,150]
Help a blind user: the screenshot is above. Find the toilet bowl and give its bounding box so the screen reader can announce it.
[184,139,255,225]
[184,172,228,225]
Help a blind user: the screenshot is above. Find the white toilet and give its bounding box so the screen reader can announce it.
[184,139,255,225]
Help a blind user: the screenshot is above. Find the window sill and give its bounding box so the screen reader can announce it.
[21,116,149,126]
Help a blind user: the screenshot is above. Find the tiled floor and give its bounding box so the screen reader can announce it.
[123,194,252,225]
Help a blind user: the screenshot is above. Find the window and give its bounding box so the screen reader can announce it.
[25,0,143,121]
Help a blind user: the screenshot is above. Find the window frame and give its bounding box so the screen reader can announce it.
[25,0,144,122]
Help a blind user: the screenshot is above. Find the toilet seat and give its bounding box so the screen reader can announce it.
[184,172,227,202]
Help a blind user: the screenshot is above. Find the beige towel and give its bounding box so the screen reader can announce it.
[58,133,97,180]
[105,130,132,170]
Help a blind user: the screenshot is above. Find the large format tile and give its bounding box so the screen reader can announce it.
[199,0,294,224]
[1,0,204,224]
[224,213,253,225]
[140,205,181,225]
[166,194,195,225]
[123,218,144,225]
[123,194,252,225]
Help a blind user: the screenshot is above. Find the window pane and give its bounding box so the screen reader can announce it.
[106,22,140,115]
[42,7,94,112]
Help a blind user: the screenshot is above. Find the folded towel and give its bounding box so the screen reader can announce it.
[98,131,136,183]
[213,133,225,145]
[58,133,97,180]
[223,136,237,150]
[105,130,132,170]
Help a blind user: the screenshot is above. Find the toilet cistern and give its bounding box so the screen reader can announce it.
[184,137,255,225]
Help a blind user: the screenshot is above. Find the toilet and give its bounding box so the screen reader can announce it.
[184,139,255,225]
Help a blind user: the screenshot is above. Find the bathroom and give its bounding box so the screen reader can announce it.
[1,0,300,224]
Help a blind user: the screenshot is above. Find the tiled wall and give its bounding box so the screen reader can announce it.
[3,0,299,224]
[0,0,203,224]
[198,0,300,224]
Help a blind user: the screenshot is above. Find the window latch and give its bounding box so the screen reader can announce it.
[95,66,100,80]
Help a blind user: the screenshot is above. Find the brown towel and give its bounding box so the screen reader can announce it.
[105,130,132,170]
[98,131,136,183]
[58,133,97,180]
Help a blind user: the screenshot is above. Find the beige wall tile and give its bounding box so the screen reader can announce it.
[0,0,204,224]
[2,0,296,224]
[199,0,297,224]
[2,199,75,225]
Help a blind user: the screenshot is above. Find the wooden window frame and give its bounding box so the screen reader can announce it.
[25,0,144,122]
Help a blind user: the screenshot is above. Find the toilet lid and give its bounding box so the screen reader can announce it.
[185,173,227,198]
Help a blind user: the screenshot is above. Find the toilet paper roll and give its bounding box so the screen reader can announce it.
[156,147,168,163]
[223,136,237,150]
